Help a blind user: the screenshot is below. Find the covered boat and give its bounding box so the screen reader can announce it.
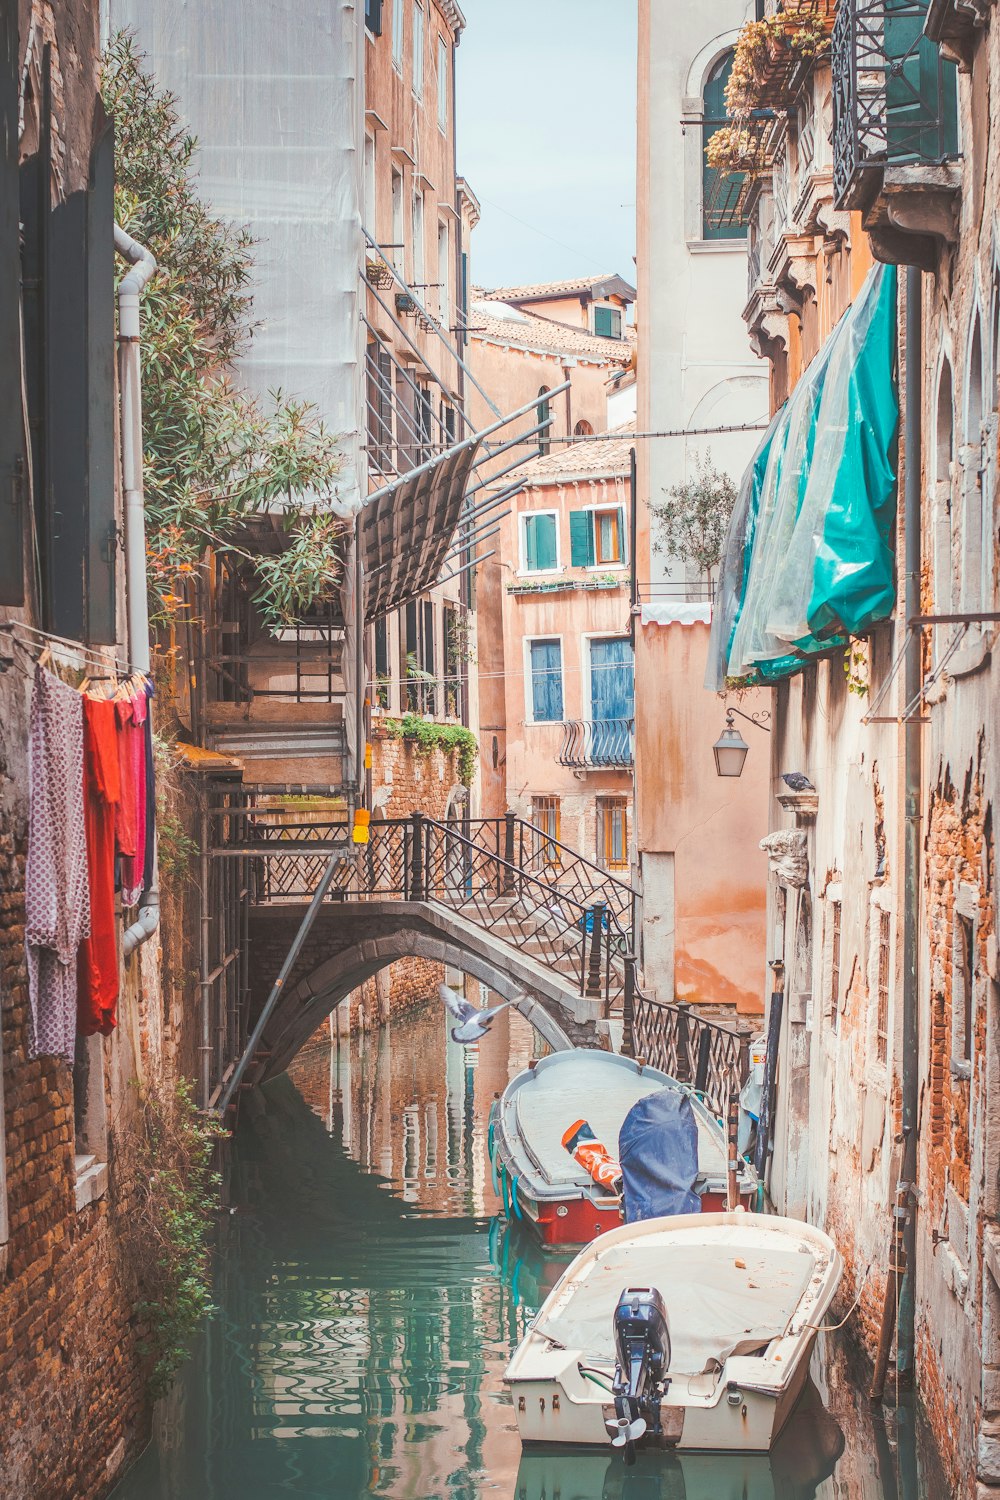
[505,1212,842,1454]
[489,1050,756,1248]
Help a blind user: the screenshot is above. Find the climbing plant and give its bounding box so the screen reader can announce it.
[102,34,348,629]
[383,714,479,787]
[122,1078,227,1398]
[650,449,737,581]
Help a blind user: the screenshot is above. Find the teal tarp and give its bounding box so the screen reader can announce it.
[708,263,898,688]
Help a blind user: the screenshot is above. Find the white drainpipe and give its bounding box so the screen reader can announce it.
[115,224,160,952]
[114,223,156,676]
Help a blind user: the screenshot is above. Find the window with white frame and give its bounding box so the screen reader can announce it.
[875,906,891,1065]
[951,884,978,1078]
[391,169,403,266]
[594,305,622,339]
[437,220,450,331]
[520,511,559,574]
[437,34,448,131]
[364,134,376,233]
[827,896,842,1033]
[569,504,627,567]
[412,1,424,97]
[392,0,404,68]
[412,190,425,288]
[527,638,563,722]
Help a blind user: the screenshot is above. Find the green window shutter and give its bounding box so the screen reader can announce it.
[569,510,595,568]
[524,515,537,571]
[617,505,627,564]
[525,514,557,572]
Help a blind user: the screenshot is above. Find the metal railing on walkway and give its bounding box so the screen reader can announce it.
[622,958,754,1120]
[218,809,636,1013]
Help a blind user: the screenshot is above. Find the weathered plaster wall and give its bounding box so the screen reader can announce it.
[634,619,769,1013]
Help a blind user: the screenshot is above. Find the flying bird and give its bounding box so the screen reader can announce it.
[439,984,513,1043]
[781,771,815,792]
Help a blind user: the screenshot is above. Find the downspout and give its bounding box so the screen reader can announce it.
[899,263,923,1375]
[115,224,160,954]
[114,224,156,675]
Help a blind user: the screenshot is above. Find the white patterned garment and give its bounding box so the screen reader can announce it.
[25,666,92,1061]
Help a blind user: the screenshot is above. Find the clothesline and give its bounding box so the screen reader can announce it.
[0,619,147,679]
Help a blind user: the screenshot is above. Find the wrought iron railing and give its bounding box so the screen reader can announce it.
[225,810,636,1011]
[622,962,754,1120]
[832,0,960,211]
[558,718,634,770]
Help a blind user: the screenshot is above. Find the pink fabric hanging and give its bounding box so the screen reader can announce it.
[25,666,92,1061]
[120,688,148,906]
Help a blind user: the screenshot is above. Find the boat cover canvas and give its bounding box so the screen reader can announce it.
[706,263,899,688]
[619,1090,701,1222]
[536,1229,816,1376]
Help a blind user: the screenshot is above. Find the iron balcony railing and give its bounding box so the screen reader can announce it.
[558,718,634,770]
[832,0,959,211]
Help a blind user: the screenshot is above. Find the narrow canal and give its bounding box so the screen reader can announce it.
[112,999,950,1500]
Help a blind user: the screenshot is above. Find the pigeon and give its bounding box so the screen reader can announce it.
[781,771,815,792]
[439,984,513,1044]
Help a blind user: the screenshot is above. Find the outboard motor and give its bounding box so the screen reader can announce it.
[607,1287,671,1464]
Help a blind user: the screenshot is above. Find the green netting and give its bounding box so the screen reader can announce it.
[714,264,898,687]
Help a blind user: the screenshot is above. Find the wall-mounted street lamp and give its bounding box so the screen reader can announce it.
[713,707,771,778]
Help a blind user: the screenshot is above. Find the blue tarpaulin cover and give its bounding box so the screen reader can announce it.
[619,1089,702,1223]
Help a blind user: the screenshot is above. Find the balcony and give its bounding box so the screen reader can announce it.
[832,0,960,267]
[558,719,634,771]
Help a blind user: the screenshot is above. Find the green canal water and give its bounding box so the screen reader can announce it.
[111,1000,949,1500]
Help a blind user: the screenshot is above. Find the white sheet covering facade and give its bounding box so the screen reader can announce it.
[107,0,366,518]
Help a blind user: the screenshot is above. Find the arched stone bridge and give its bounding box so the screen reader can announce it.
[217,812,637,1112]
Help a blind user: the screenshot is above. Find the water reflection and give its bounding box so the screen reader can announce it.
[110,1000,948,1500]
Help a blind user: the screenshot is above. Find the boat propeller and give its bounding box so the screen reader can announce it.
[609,1286,671,1463]
[606,1415,648,1447]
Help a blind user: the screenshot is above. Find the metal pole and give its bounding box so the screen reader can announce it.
[216,852,344,1116]
[199,797,212,1109]
[899,264,923,1377]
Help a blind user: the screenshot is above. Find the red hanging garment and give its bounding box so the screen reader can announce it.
[78,697,122,1036]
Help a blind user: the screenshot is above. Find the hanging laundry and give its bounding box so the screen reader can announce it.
[114,696,138,875]
[78,697,121,1036]
[141,678,156,895]
[119,685,148,906]
[25,666,91,1062]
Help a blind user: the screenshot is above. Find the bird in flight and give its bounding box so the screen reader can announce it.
[781,771,815,792]
[439,984,513,1043]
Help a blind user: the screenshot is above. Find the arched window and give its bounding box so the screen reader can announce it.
[537,386,552,456]
[962,317,984,611]
[574,419,594,437]
[702,51,749,241]
[934,357,954,636]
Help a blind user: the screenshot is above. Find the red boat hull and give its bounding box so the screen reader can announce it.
[515,1184,756,1249]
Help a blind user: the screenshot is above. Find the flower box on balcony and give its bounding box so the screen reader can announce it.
[726,3,834,115]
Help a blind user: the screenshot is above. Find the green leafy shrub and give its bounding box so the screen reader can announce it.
[382,714,479,787]
[125,1078,228,1399]
[102,33,347,629]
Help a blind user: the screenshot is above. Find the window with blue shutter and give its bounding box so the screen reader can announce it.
[569,509,596,567]
[594,306,622,339]
[529,639,563,722]
[703,51,749,240]
[366,0,384,34]
[522,512,557,572]
[590,637,634,721]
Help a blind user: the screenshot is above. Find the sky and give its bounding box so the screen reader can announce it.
[456,0,637,292]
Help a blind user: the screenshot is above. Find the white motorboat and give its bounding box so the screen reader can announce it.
[505,1211,842,1454]
[489,1050,757,1248]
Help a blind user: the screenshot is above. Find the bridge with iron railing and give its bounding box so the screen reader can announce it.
[210,805,753,1119]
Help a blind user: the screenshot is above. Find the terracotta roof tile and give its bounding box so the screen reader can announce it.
[470,302,633,365]
[515,424,636,485]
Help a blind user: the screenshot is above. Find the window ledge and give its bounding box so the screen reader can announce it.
[687,239,748,254]
[948,629,991,679]
[74,1154,108,1212]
